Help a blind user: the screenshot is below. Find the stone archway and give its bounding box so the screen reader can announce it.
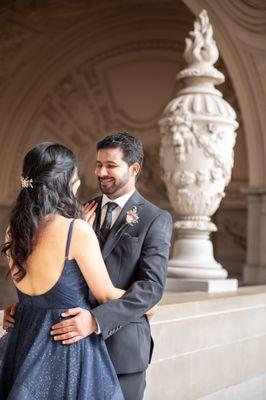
[0,1,193,204]
[0,0,253,305]
[0,1,249,201]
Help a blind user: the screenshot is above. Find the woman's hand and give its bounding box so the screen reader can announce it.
[83,201,98,226]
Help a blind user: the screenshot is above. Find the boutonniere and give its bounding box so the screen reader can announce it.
[115,206,139,236]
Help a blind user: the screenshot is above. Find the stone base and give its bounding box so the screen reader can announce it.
[165,277,238,293]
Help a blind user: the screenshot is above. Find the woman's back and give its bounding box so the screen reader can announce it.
[13,216,84,296]
[0,218,124,399]
[11,217,90,310]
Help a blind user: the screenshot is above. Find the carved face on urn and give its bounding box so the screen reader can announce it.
[172,123,195,163]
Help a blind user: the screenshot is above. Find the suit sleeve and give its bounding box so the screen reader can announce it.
[90,210,173,340]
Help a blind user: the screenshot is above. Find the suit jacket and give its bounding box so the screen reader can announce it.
[90,190,173,374]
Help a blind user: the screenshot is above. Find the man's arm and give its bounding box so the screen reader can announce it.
[91,210,173,340]
[50,210,173,344]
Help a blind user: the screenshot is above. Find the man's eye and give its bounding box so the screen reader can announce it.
[107,165,117,168]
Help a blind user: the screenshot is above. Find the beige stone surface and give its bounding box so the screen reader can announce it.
[145,286,266,399]
[199,373,266,400]
[146,336,266,399]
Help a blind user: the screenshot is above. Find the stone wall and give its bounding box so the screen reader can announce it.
[145,286,266,399]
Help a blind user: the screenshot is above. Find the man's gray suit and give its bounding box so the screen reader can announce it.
[90,190,173,399]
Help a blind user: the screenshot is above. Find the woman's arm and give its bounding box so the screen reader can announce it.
[72,219,125,303]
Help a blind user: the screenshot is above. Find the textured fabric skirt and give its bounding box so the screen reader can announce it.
[0,305,124,400]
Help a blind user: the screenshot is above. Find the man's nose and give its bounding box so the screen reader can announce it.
[96,166,108,177]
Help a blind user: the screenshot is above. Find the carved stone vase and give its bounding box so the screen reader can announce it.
[159,10,238,292]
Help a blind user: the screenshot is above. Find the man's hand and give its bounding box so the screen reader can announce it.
[50,307,97,345]
[3,303,18,331]
[146,304,158,321]
[84,201,98,226]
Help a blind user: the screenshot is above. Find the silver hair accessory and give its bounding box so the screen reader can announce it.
[20,176,33,189]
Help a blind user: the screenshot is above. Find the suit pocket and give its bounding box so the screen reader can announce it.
[120,234,139,243]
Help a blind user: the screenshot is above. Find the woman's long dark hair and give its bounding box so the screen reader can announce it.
[1,142,84,282]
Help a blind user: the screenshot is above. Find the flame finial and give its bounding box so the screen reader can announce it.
[184,10,219,65]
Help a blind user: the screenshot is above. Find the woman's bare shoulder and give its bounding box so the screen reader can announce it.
[70,220,98,259]
[73,219,94,237]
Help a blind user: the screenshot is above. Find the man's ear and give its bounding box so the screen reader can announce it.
[130,162,140,178]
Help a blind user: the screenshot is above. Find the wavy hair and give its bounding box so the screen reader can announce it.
[1,142,84,282]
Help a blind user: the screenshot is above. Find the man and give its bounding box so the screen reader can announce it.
[4,132,173,400]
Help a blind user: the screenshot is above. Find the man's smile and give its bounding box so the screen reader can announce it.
[99,178,115,185]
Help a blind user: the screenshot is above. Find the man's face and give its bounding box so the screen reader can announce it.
[95,147,137,198]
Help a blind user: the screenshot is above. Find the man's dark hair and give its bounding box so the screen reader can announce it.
[97,132,144,173]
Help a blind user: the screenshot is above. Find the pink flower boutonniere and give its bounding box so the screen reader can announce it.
[116,206,139,235]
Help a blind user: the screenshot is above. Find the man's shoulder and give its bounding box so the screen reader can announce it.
[139,193,172,220]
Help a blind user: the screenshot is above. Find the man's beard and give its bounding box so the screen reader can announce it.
[98,176,129,196]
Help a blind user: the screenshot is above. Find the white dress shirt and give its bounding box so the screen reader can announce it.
[100,189,136,228]
[94,188,135,334]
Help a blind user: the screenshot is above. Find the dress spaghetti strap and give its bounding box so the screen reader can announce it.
[65,219,75,260]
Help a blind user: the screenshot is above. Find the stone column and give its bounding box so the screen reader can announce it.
[159,10,238,292]
[242,187,266,284]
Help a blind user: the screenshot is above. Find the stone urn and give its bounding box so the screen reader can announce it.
[159,10,238,291]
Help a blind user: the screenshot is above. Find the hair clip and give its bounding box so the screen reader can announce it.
[20,176,33,189]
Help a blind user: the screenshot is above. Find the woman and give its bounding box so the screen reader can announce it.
[0,142,125,399]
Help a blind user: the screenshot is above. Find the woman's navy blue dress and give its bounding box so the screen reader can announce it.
[0,220,124,399]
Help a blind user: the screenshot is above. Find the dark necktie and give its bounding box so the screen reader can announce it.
[99,202,118,247]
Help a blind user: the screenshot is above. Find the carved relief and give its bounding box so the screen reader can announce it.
[172,171,195,187]
[171,188,225,217]
[160,10,238,226]
[165,109,196,163]
[172,168,222,187]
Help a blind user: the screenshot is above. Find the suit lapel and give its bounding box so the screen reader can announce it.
[101,190,144,260]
